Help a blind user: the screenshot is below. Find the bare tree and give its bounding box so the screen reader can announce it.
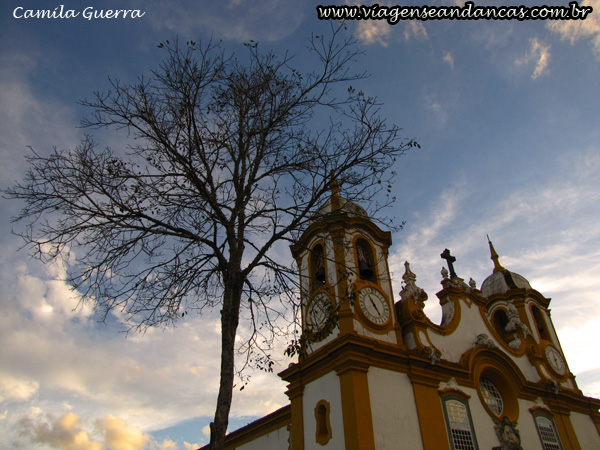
[4,25,416,449]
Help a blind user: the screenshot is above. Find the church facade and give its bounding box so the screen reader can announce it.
[212,186,600,450]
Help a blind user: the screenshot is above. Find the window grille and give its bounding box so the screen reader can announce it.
[444,399,478,450]
[535,416,563,450]
[479,378,503,415]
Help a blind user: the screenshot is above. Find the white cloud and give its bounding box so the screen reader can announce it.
[390,147,600,396]
[97,415,149,450]
[347,1,427,46]
[403,21,428,41]
[20,412,102,450]
[515,37,551,79]
[443,51,454,70]
[157,439,178,450]
[547,0,600,56]
[17,412,189,450]
[355,20,392,47]
[0,374,39,402]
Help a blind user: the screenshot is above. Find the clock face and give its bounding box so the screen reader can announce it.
[306,292,332,333]
[545,345,566,376]
[358,287,390,326]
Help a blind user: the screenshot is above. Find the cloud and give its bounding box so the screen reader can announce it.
[354,20,392,47]
[20,412,102,450]
[0,374,39,402]
[17,411,191,450]
[158,439,178,450]
[0,53,80,186]
[145,0,304,42]
[547,0,600,56]
[403,21,428,41]
[443,51,454,70]
[96,415,148,450]
[347,1,427,46]
[390,146,600,396]
[514,37,551,79]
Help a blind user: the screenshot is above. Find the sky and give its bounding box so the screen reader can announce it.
[1,0,600,449]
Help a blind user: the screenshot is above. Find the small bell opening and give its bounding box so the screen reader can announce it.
[315,266,326,284]
[358,260,374,281]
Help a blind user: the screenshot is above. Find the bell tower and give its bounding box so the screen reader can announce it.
[290,182,401,354]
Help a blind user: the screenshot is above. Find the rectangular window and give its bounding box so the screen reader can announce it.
[535,416,563,450]
[443,398,478,450]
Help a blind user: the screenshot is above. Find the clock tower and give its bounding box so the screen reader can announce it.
[205,190,600,450]
[289,181,401,355]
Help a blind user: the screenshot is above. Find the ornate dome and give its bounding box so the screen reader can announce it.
[313,195,368,218]
[480,239,531,297]
[481,270,531,297]
[310,179,368,223]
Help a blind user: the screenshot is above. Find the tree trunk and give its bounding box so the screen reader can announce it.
[209,271,243,450]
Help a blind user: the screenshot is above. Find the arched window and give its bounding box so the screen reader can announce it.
[534,415,563,450]
[479,378,503,416]
[442,397,478,450]
[310,244,326,289]
[492,309,510,342]
[355,238,376,282]
[532,305,551,341]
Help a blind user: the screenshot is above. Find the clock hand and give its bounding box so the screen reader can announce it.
[369,295,381,314]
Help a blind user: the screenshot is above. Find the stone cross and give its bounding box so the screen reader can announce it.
[440,248,457,279]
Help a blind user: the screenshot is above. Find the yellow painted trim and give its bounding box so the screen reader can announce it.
[479,301,527,355]
[553,410,581,450]
[279,333,600,445]
[467,348,523,422]
[287,384,304,450]
[352,234,380,285]
[353,285,394,333]
[331,226,354,335]
[529,408,567,450]
[336,360,376,450]
[425,294,462,336]
[308,240,329,293]
[413,381,450,450]
[304,289,337,343]
[290,215,391,261]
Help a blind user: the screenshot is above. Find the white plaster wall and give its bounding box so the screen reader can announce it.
[303,371,345,450]
[428,298,491,363]
[353,319,397,344]
[524,299,541,344]
[462,385,500,450]
[427,298,541,383]
[515,399,544,450]
[368,368,423,450]
[236,425,290,450]
[570,411,600,448]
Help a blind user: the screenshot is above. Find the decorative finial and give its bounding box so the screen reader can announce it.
[487,235,505,273]
[402,261,416,285]
[441,266,449,279]
[400,261,428,304]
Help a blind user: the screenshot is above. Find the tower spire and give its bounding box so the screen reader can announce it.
[487,235,505,273]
